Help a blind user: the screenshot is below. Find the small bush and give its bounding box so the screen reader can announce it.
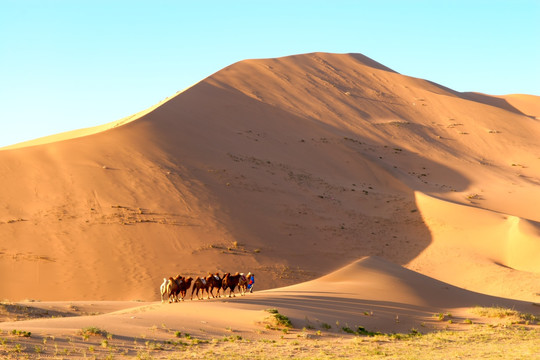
[11,329,31,337]
[222,335,242,342]
[341,325,383,337]
[145,340,163,350]
[265,308,292,328]
[80,326,106,337]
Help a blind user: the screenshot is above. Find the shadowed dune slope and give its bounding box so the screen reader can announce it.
[0,52,539,302]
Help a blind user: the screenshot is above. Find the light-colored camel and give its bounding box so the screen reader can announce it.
[160,278,169,302]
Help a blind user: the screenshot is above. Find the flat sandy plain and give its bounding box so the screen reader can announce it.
[0,53,538,359]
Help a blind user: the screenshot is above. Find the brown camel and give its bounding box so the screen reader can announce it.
[205,272,222,298]
[178,276,193,301]
[166,275,183,303]
[237,273,248,296]
[191,276,210,300]
[222,272,242,297]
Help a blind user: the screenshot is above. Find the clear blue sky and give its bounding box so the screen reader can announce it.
[1,1,539,148]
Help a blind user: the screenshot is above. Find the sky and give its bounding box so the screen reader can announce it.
[1,1,539,148]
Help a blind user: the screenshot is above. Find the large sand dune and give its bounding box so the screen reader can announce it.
[1,52,539,309]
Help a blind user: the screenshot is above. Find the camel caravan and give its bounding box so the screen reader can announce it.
[160,272,255,303]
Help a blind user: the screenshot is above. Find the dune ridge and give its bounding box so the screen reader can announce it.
[0,86,192,151]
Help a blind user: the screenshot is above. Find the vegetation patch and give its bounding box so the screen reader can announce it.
[80,326,108,341]
[471,306,539,324]
[1,324,538,359]
[10,329,31,337]
[265,308,293,328]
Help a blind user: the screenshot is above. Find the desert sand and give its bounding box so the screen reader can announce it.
[0,52,538,357]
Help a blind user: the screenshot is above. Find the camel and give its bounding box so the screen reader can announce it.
[160,278,169,303]
[222,272,242,297]
[237,273,248,296]
[205,272,222,298]
[178,276,193,301]
[166,275,182,303]
[191,277,210,300]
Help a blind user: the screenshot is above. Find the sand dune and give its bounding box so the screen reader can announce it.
[1,257,535,342]
[0,52,539,310]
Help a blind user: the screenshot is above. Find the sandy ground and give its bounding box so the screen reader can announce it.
[1,257,537,343]
[0,53,539,355]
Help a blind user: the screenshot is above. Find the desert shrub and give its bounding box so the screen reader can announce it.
[472,306,539,324]
[11,329,31,337]
[265,308,292,328]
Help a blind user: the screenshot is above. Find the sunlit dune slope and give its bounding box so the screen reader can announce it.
[0,52,538,302]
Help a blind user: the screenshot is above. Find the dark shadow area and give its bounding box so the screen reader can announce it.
[225,291,537,332]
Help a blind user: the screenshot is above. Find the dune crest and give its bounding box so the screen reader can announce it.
[498,94,540,119]
[0,87,192,151]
